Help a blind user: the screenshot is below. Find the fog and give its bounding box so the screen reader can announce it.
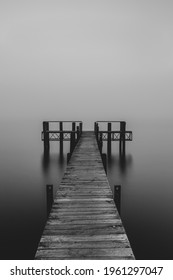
[1,0,173,126]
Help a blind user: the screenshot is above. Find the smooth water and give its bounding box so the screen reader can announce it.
[0,119,173,260]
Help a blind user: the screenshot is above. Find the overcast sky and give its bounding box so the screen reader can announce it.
[1,0,173,124]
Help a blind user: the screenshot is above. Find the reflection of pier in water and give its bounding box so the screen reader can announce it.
[108,153,133,175]
[35,121,134,259]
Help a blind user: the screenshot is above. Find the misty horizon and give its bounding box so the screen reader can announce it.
[1,0,173,124]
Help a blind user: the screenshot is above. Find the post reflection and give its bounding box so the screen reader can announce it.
[41,150,67,201]
[41,151,50,173]
[41,151,66,174]
[107,153,133,183]
[118,153,133,174]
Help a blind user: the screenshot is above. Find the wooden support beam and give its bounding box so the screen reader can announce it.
[77,126,80,142]
[67,153,71,164]
[70,122,76,153]
[107,122,112,156]
[46,184,53,216]
[99,132,103,154]
[43,122,50,152]
[114,185,121,215]
[79,122,83,134]
[120,122,126,155]
[59,122,63,154]
[102,153,107,174]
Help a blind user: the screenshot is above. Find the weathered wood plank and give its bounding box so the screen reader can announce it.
[35,248,134,259]
[46,219,122,225]
[49,214,118,220]
[39,234,128,242]
[50,209,117,215]
[43,226,126,236]
[38,241,130,249]
[43,223,123,230]
[35,131,135,260]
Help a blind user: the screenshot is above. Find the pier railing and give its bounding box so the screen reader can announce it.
[42,121,82,154]
[94,121,132,156]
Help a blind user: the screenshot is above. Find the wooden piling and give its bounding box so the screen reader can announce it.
[94,122,96,134]
[59,122,63,154]
[96,123,99,142]
[67,153,71,164]
[70,122,76,154]
[98,132,103,154]
[107,122,112,156]
[102,153,107,174]
[79,122,83,134]
[43,122,50,152]
[46,184,53,216]
[120,122,126,155]
[114,185,121,215]
[77,126,80,142]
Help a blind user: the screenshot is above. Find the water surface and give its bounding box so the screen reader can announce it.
[0,119,173,259]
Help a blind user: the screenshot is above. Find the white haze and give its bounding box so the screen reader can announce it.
[1,0,173,128]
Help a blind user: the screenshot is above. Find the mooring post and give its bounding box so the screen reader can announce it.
[99,132,103,154]
[94,122,96,134]
[95,123,98,138]
[77,125,80,142]
[107,122,112,156]
[120,121,126,155]
[114,185,121,215]
[102,153,107,174]
[43,121,50,152]
[59,121,63,155]
[67,152,71,163]
[96,123,99,143]
[79,122,82,135]
[70,122,76,154]
[46,184,53,216]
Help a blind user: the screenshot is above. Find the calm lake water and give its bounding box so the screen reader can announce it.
[0,119,173,260]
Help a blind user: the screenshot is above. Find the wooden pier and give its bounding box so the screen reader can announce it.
[35,131,134,259]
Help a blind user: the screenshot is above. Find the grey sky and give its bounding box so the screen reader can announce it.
[1,0,173,124]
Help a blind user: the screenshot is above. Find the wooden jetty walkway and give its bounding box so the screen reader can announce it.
[35,131,134,259]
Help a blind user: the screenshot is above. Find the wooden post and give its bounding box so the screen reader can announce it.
[67,152,71,163]
[102,153,107,174]
[59,121,63,155]
[46,184,53,216]
[107,122,111,156]
[77,126,80,142]
[94,122,96,134]
[95,123,98,138]
[70,122,76,153]
[96,123,99,142]
[114,185,121,215]
[99,132,103,154]
[79,122,82,135]
[120,122,126,155]
[43,122,50,152]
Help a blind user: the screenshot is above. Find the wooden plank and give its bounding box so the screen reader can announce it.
[46,219,122,225]
[48,214,118,220]
[38,241,130,249]
[35,131,135,260]
[43,226,126,235]
[52,208,116,213]
[38,234,128,242]
[35,248,134,259]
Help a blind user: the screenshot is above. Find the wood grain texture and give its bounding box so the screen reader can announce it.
[35,131,135,259]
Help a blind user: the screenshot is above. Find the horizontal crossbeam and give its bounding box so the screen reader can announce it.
[43,121,82,123]
[95,121,125,123]
[41,131,79,141]
[98,131,132,141]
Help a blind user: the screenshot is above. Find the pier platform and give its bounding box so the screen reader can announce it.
[35,131,134,259]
